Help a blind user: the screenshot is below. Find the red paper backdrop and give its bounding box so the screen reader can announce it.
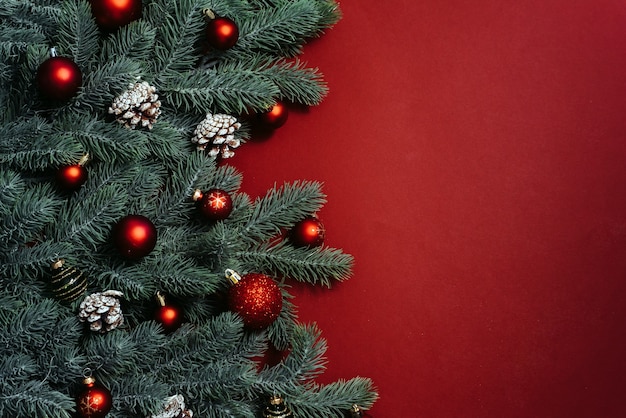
[229,1,626,416]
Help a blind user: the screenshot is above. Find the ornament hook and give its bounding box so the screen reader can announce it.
[225,269,241,285]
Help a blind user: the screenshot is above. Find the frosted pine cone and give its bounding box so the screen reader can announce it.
[78,290,124,333]
[150,395,193,418]
[109,81,161,130]
[192,113,242,158]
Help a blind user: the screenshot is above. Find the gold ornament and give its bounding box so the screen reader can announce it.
[262,395,293,418]
[49,259,87,303]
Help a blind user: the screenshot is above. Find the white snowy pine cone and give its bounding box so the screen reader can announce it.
[191,113,242,158]
[78,290,124,333]
[108,81,162,130]
[150,395,193,418]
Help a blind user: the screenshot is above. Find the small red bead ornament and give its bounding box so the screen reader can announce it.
[154,292,183,333]
[257,101,289,130]
[290,216,325,247]
[57,154,89,192]
[36,51,82,101]
[193,188,233,220]
[226,269,283,330]
[76,376,112,418]
[90,0,142,32]
[112,214,157,259]
[204,9,239,50]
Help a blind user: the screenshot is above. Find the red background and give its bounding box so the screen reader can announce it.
[230,1,626,416]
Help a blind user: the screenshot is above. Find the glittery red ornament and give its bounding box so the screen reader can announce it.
[226,270,282,330]
[154,292,183,333]
[76,377,112,418]
[57,164,88,191]
[112,214,157,259]
[257,101,288,130]
[36,56,82,101]
[205,16,239,50]
[290,216,325,247]
[194,188,233,220]
[90,0,142,32]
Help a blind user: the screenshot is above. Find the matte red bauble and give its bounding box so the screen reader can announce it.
[90,0,142,31]
[195,188,233,220]
[206,16,239,50]
[290,216,325,247]
[36,56,82,101]
[154,293,183,333]
[227,271,282,330]
[76,377,112,418]
[112,214,157,259]
[257,102,288,130]
[57,164,88,191]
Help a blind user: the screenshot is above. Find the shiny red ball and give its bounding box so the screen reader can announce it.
[77,379,112,418]
[57,164,88,191]
[206,16,239,50]
[228,273,282,329]
[154,303,183,333]
[112,215,157,259]
[290,216,325,247]
[257,102,288,130]
[36,56,82,101]
[198,189,233,220]
[90,0,142,31]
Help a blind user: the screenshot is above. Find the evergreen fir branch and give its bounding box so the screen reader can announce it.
[143,253,220,297]
[55,0,100,68]
[177,360,258,399]
[56,114,151,163]
[95,263,159,300]
[109,376,169,417]
[50,184,130,250]
[0,169,25,212]
[289,377,378,417]
[239,241,354,286]
[1,240,73,287]
[100,21,158,64]
[264,58,328,105]
[74,57,143,113]
[235,0,322,57]
[143,122,192,163]
[162,67,279,115]
[266,288,297,350]
[0,381,74,418]
[197,399,256,418]
[0,27,47,56]
[3,299,66,352]
[151,0,206,83]
[239,180,326,243]
[0,183,62,248]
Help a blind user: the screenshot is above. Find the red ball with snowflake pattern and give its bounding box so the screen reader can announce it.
[196,188,233,220]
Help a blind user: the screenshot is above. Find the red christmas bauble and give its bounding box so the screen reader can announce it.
[76,377,112,418]
[154,293,183,333]
[36,56,82,101]
[90,0,142,31]
[112,214,157,259]
[57,164,88,191]
[196,188,233,220]
[206,16,239,50]
[228,273,282,329]
[257,102,288,130]
[290,216,325,247]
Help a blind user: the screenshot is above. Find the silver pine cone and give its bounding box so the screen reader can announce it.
[78,290,124,333]
[150,395,193,418]
[192,113,242,158]
[109,81,162,130]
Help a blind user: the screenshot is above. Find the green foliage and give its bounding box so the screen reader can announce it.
[0,0,377,416]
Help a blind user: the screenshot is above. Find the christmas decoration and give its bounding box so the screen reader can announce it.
[262,395,293,418]
[36,53,82,101]
[112,214,157,259]
[191,113,242,158]
[108,81,161,130]
[90,0,142,32]
[56,154,89,192]
[78,290,124,333]
[154,292,183,333]
[48,259,88,303]
[256,101,289,130]
[76,376,113,418]
[150,394,193,418]
[193,188,233,220]
[226,269,282,330]
[349,404,363,417]
[290,216,325,247]
[204,10,239,50]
